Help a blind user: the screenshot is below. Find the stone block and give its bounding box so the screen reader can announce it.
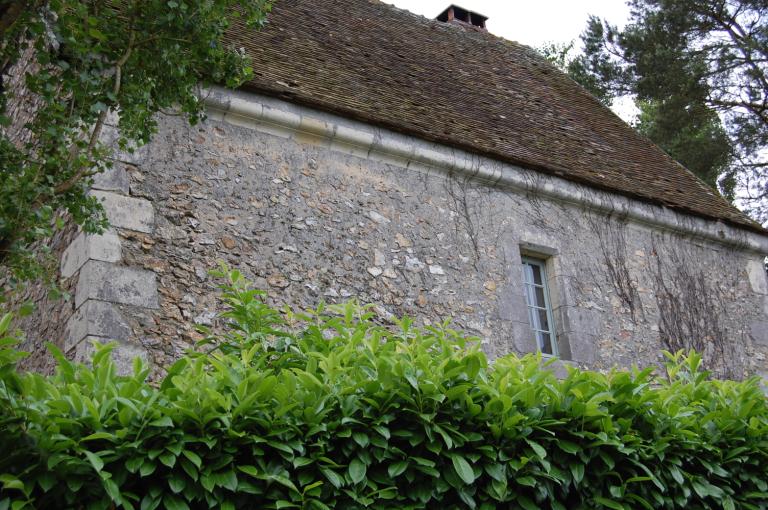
[70,336,149,375]
[61,230,122,278]
[496,280,530,324]
[508,320,540,354]
[331,124,375,159]
[564,332,598,364]
[65,300,132,351]
[533,306,601,364]
[546,358,576,379]
[549,275,577,308]
[76,260,158,309]
[559,306,602,339]
[747,259,768,295]
[750,320,768,346]
[758,369,768,395]
[92,165,130,194]
[90,190,154,233]
[99,124,148,165]
[519,236,561,257]
[221,111,259,131]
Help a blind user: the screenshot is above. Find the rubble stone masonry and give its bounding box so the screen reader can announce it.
[15,88,768,380]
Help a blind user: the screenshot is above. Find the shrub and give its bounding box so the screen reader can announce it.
[0,268,767,509]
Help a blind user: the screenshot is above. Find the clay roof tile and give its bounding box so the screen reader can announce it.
[226,0,764,233]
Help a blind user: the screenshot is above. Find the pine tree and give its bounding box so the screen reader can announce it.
[541,0,768,222]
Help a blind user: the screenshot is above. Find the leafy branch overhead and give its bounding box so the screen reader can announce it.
[539,0,768,221]
[0,0,272,290]
[0,269,766,509]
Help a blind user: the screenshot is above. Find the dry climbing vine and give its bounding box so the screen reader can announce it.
[648,238,744,379]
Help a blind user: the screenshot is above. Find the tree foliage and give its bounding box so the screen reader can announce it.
[0,0,271,291]
[0,268,767,509]
[541,0,768,218]
[537,41,616,107]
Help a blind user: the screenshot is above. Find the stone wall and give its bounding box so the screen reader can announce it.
[9,223,78,374]
[0,33,81,372]
[15,89,768,380]
[2,37,41,149]
[10,117,158,374]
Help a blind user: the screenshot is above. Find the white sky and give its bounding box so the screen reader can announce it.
[384,1,630,49]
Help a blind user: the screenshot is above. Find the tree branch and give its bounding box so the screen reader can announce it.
[54,23,136,196]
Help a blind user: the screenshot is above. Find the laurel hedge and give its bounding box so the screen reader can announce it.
[1,268,767,510]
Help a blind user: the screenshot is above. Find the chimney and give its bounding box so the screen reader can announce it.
[436,5,488,31]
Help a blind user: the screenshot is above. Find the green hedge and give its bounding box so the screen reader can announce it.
[1,268,767,510]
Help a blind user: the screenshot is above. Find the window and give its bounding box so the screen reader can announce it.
[521,257,558,356]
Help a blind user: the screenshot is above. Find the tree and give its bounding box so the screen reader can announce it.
[0,0,272,292]
[537,41,616,107]
[634,97,733,187]
[542,0,768,219]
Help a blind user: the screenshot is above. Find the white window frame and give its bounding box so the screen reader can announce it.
[521,256,559,356]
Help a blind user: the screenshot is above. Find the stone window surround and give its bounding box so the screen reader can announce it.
[518,240,575,362]
[521,255,559,357]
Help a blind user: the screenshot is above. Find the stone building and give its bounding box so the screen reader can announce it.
[15,0,768,379]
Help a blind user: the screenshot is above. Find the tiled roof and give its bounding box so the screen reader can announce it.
[227,0,764,233]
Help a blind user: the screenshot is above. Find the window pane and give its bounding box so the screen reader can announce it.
[523,263,535,285]
[537,331,553,354]
[523,283,536,308]
[536,308,550,332]
[527,306,541,330]
[530,263,543,285]
[522,257,558,357]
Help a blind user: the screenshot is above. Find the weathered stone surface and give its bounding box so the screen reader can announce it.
[8,223,79,374]
[221,236,237,249]
[194,310,217,326]
[61,230,122,278]
[92,165,130,194]
[747,259,768,294]
[395,233,412,248]
[565,333,598,365]
[382,268,398,279]
[368,210,390,224]
[558,306,603,340]
[65,299,132,351]
[99,124,150,166]
[3,42,41,149]
[76,260,158,309]
[90,190,155,233]
[17,103,768,380]
[751,321,768,346]
[404,256,424,272]
[71,336,148,376]
[267,274,290,288]
[97,112,763,380]
[507,321,539,356]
